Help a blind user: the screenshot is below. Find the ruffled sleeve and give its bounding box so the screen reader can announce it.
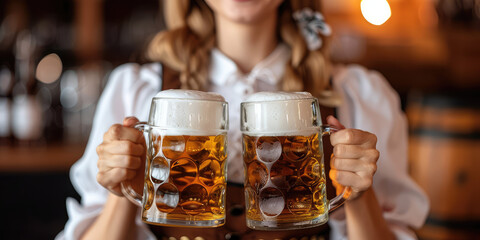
[328,65,429,240]
[56,63,162,240]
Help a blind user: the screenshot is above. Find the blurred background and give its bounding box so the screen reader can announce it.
[0,0,478,239]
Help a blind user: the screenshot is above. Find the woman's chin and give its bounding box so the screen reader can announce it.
[206,0,282,24]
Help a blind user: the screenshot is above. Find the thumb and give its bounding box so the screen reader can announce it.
[123,116,140,127]
[326,115,345,130]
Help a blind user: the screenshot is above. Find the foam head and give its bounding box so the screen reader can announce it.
[154,89,225,101]
[241,92,320,136]
[244,91,313,102]
[149,90,228,135]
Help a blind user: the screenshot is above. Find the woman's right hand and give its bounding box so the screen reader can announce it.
[96,117,146,196]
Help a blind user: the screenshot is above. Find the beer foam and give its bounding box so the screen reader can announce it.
[150,90,227,135]
[244,91,312,102]
[154,89,225,102]
[242,92,320,136]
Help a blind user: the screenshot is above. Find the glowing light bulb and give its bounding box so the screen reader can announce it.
[361,0,392,26]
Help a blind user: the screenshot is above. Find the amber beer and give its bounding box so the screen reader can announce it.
[142,133,227,225]
[243,133,327,222]
[122,90,228,227]
[241,92,347,230]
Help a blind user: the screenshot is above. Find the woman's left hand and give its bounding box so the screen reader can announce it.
[327,116,380,200]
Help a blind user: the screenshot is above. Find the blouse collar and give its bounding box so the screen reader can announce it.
[209,43,291,86]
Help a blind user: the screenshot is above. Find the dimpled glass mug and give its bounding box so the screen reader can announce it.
[122,90,229,227]
[240,92,350,230]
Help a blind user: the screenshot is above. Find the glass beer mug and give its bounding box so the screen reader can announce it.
[240,92,350,230]
[122,90,228,227]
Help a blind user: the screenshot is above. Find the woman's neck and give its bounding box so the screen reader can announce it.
[215,14,278,73]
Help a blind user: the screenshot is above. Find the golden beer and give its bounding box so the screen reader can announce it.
[121,90,229,227]
[241,92,348,230]
[142,133,227,226]
[243,133,327,226]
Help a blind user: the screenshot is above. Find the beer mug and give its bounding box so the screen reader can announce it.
[122,90,229,227]
[240,92,350,230]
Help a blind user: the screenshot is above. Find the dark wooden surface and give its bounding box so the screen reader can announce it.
[0,144,85,172]
[0,144,84,239]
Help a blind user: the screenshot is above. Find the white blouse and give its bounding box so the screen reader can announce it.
[56,44,429,240]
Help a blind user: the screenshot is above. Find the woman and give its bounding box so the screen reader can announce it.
[57,0,429,239]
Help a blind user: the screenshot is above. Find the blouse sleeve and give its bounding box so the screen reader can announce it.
[56,63,162,240]
[328,65,430,240]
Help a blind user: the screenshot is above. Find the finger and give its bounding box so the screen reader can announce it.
[331,158,364,172]
[326,115,345,130]
[331,156,377,176]
[97,168,137,188]
[330,128,377,147]
[98,155,142,170]
[104,123,143,143]
[123,116,140,127]
[97,140,145,156]
[333,144,366,158]
[362,149,380,164]
[333,144,380,163]
[329,169,372,193]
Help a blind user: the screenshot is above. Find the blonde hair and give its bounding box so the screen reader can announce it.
[147,0,334,105]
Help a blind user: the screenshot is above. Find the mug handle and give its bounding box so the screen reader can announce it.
[120,121,149,207]
[321,125,352,213]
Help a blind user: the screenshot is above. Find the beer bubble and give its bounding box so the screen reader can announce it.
[270,159,297,189]
[162,135,185,159]
[199,158,222,186]
[150,156,169,184]
[256,136,282,163]
[186,136,212,161]
[259,187,285,217]
[283,136,311,162]
[286,185,313,215]
[144,180,154,210]
[208,184,226,215]
[180,184,208,215]
[170,158,197,187]
[247,161,268,190]
[155,183,179,213]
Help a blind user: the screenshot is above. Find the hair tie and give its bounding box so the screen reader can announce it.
[293,8,332,51]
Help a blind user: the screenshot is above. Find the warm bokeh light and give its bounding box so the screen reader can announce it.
[35,53,63,84]
[361,0,392,26]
